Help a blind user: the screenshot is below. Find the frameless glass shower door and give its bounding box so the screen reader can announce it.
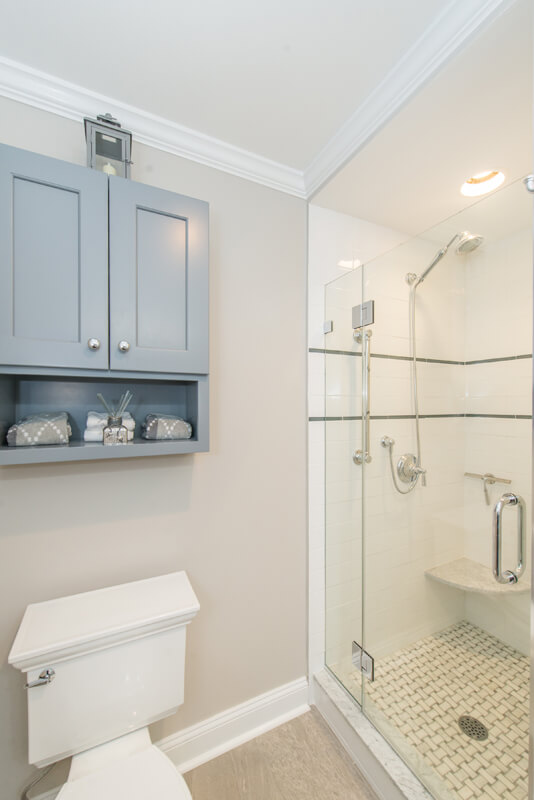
[324,266,365,703]
[324,178,532,799]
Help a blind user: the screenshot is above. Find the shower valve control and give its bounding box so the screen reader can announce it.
[397,454,426,484]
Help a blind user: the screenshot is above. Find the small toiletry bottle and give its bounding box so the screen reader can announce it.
[103,416,129,445]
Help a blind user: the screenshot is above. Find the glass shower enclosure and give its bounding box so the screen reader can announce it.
[324,178,532,800]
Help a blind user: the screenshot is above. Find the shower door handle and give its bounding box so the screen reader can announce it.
[353,328,372,465]
[492,492,526,584]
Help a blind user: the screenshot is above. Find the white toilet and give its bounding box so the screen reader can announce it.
[9,571,200,799]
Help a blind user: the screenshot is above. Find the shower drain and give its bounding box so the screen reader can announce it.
[458,715,489,741]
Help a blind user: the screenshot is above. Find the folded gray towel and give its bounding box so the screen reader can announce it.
[141,414,192,441]
[7,412,72,447]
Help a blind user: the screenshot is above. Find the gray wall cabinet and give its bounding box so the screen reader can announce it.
[0,144,109,370]
[109,176,209,374]
[0,143,208,376]
[0,143,209,464]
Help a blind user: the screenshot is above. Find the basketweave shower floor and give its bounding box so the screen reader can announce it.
[331,621,528,800]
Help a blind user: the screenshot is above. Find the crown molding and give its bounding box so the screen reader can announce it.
[304,0,518,198]
[0,0,517,202]
[0,55,307,199]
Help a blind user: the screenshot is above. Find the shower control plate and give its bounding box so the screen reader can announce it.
[352,300,374,329]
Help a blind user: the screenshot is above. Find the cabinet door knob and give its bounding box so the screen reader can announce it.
[118,340,130,353]
[88,338,101,351]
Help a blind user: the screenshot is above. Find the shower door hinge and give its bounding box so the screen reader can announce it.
[352,300,374,329]
[352,640,375,681]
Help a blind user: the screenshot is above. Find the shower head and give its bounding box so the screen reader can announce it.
[408,230,484,286]
[455,231,484,254]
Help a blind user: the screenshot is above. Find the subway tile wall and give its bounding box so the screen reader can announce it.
[462,227,532,653]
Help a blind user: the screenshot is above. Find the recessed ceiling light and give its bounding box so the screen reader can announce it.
[460,170,505,197]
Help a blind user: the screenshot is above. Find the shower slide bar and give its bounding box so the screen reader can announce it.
[492,492,526,585]
[353,328,372,465]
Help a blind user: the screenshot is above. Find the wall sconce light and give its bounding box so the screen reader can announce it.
[84,113,132,178]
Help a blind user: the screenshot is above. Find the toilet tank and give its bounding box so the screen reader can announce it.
[9,572,200,767]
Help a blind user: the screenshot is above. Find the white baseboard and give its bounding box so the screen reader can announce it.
[161,676,309,773]
[30,676,309,799]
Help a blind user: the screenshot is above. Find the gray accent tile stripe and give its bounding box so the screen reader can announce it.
[309,347,360,357]
[374,413,465,419]
[309,347,532,366]
[375,352,412,361]
[465,413,532,419]
[309,416,345,422]
[372,353,467,365]
[466,354,532,365]
[309,413,532,422]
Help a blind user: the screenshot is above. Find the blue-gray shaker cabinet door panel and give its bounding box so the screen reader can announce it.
[109,176,209,374]
[0,143,109,369]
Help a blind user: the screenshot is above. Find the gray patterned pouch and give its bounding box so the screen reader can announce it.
[7,412,72,447]
[141,414,192,440]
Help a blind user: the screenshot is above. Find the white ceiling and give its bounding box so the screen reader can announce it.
[312,0,533,234]
[0,0,529,233]
[0,0,460,169]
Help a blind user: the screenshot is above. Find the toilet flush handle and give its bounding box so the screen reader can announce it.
[25,668,55,689]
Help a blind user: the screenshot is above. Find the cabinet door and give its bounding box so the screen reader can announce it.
[0,144,109,369]
[109,176,208,374]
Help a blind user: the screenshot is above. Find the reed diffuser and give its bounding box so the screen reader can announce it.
[97,391,133,445]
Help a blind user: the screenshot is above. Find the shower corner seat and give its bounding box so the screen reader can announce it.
[425,557,530,595]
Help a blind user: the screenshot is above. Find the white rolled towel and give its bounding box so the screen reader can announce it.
[86,411,135,431]
[84,428,134,442]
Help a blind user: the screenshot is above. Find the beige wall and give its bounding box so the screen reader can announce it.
[0,97,308,798]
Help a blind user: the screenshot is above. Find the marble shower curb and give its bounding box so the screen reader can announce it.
[313,669,434,800]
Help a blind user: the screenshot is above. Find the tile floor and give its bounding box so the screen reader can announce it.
[333,621,529,800]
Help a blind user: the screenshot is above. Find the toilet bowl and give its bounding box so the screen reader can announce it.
[9,572,200,798]
[57,729,191,799]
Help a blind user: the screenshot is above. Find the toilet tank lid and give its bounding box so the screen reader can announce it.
[9,571,200,671]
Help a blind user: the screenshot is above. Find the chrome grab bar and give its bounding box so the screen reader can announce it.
[492,492,525,584]
[353,328,372,465]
